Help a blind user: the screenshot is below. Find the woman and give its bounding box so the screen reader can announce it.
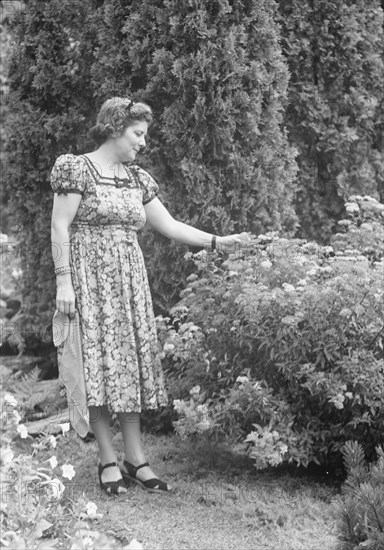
[50,97,248,496]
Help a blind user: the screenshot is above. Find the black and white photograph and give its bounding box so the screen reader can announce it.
[0,1,383,549]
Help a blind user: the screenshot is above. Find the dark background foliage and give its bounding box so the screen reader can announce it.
[1,0,383,351]
[278,0,384,243]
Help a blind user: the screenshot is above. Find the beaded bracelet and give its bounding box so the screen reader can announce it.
[55,265,72,275]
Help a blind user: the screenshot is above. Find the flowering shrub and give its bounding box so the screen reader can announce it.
[172,386,213,440]
[156,313,211,401]
[157,195,384,472]
[0,390,142,549]
[331,195,384,264]
[244,426,289,470]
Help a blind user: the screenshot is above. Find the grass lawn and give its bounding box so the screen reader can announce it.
[27,424,340,550]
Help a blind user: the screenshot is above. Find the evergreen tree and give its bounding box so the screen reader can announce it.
[4,0,96,345]
[91,0,299,312]
[278,0,384,243]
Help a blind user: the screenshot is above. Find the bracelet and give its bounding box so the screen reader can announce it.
[55,265,72,275]
[211,235,217,252]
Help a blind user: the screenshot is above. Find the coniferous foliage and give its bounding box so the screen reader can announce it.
[4,0,97,343]
[277,0,384,243]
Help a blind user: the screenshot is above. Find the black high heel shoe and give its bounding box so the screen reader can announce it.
[121,460,174,494]
[98,461,128,496]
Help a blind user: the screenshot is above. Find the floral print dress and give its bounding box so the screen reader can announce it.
[50,153,169,418]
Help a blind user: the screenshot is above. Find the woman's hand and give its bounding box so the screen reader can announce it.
[216,232,252,254]
[56,280,76,320]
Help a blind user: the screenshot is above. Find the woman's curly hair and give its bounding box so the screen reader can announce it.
[88,97,153,146]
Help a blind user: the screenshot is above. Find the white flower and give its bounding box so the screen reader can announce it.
[236,376,249,385]
[282,283,295,292]
[260,260,272,269]
[192,249,207,260]
[189,385,201,396]
[173,399,183,412]
[345,203,360,214]
[49,435,57,448]
[86,501,99,517]
[58,422,70,434]
[331,394,345,410]
[81,537,93,548]
[163,343,175,352]
[61,464,76,480]
[197,419,211,431]
[1,447,14,465]
[16,424,28,438]
[281,315,297,326]
[3,393,18,407]
[125,538,144,550]
[48,456,58,469]
[11,268,23,279]
[360,223,373,231]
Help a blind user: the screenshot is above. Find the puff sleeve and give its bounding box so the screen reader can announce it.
[50,154,90,196]
[132,166,160,205]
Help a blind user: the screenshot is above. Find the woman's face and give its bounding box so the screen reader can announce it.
[114,120,148,162]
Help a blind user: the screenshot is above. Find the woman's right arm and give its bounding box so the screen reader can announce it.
[51,193,82,319]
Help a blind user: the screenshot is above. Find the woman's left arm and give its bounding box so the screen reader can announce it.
[144,197,249,254]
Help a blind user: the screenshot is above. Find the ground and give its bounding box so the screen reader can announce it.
[31,424,340,550]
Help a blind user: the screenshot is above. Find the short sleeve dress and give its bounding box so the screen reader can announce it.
[50,153,169,417]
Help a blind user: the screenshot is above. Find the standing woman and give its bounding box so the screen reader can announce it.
[50,97,247,496]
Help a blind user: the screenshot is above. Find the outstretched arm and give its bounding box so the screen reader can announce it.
[144,197,248,253]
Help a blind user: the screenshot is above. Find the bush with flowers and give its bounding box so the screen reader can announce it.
[0,390,143,549]
[157,195,384,473]
[172,385,214,441]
